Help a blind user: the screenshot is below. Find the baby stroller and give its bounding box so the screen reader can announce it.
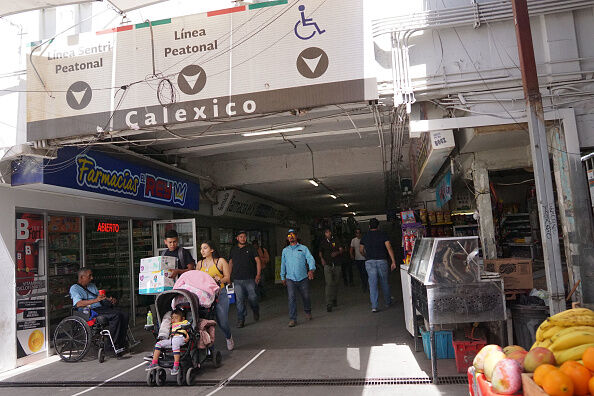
[145,272,222,386]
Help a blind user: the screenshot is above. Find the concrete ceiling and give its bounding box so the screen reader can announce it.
[121,102,401,217]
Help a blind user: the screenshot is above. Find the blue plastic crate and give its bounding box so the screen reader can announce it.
[420,327,455,359]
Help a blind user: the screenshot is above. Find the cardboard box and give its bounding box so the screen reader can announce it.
[139,270,175,295]
[484,258,533,290]
[140,256,176,273]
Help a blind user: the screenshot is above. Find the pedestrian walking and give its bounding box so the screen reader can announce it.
[359,218,397,313]
[280,229,316,327]
[229,230,262,328]
[197,241,234,351]
[252,240,270,299]
[350,228,368,292]
[336,242,354,287]
[318,228,341,312]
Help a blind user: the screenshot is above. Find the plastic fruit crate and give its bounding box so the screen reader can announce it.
[453,339,486,373]
[420,327,455,359]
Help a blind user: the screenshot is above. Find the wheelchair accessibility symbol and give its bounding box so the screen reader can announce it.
[294,5,325,40]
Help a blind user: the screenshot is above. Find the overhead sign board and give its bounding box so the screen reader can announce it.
[27,0,377,140]
[214,189,295,224]
[11,147,200,210]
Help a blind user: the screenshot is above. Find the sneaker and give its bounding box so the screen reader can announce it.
[372,308,379,313]
[305,313,312,321]
[326,305,333,312]
[288,320,296,327]
[146,363,159,371]
[254,311,260,322]
[226,336,235,351]
[236,320,245,328]
[171,365,180,375]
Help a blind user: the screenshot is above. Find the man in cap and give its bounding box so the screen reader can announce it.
[229,230,262,328]
[281,229,316,327]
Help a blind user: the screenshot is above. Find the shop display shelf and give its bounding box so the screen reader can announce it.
[452,224,478,229]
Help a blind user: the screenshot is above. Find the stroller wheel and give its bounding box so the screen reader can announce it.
[213,351,222,368]
[156,368,167,386]
[98,348,105,363]
[186,367,194,386]
[176,368,185,386]
[146,370,156,387]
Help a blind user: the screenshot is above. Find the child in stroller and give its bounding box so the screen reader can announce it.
[145,271,222,386]
[146,309,189,375]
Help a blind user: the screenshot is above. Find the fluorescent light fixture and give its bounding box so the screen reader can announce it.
[329,194,337,199]
[242,126,304,137]
[308,179,319,187]
[343,203,349,208]
[351,212,357,216]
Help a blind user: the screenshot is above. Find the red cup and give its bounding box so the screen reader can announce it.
[98,290,106,296]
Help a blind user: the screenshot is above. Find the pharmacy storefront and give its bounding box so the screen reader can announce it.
[8,146,200,366]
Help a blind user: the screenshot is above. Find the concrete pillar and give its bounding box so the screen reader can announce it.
[549,119,594,304]
[473,165,497,259]
[0,190,17,373]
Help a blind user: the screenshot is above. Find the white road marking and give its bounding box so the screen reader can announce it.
[302,54,322,73]
[70,361,146,396]
[205,349,266,396]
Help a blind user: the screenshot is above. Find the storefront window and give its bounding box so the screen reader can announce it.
[133,220,154,318]
[47,216,81,339]
[85,218,131,313]
[218,228,234,259]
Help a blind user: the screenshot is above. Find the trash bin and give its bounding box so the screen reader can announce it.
[510,305,548,350]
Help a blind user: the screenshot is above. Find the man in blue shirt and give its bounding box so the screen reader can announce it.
[70,268,129,352]
[281,229,316,327]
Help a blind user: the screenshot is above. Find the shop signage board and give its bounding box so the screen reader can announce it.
[11,147,200,210]
[26,0,377,140]
[15,213,48,358]
[214,189,294,224]
[588,169,594,207]
[436,171,452,208]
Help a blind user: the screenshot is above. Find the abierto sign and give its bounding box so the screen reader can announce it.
[27,0,377,140]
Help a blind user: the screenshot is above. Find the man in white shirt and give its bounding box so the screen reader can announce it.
[350,228,368,292]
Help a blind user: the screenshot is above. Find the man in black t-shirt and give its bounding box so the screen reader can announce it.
[318,228,341,312]
[229,230,261,328]
[162,229,195,278]
[359,218,397,313]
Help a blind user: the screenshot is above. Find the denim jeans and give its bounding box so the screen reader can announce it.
[365,259,391,309]
[286,278,311,321]
[215,288,232,339]
[355,260,368,291]
[234,279,259,322]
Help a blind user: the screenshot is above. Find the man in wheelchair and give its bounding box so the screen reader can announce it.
[70,268,130,354]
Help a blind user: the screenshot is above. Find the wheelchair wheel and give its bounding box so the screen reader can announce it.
[53,316,91,362]
[213,350,222,368]
[98,347,105,363]
[146,370,156,386]
[176,369,185,386]
[186,367,194,386]
[156,368,167,386]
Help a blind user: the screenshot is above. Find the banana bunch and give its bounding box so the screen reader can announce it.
[531,308,594,359]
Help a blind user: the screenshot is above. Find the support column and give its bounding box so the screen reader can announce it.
[549,119,594,305]
[472,166,497,260]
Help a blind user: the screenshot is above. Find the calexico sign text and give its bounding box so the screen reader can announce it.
[27,0,377,140]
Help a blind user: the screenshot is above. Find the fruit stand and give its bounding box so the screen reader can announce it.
[408,236,506,384]
[469,307,594,395]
